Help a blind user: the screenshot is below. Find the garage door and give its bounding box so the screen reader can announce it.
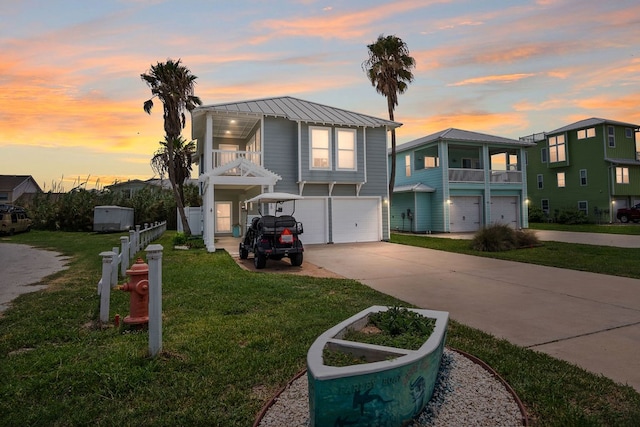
[490,196,518,228]
[284,198,328,244]
[449,196,481,232]
[332,198,381,243]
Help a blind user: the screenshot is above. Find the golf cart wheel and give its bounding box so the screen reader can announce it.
[254,253,267,269]
[239,243,248,259]
[290,252,303,267]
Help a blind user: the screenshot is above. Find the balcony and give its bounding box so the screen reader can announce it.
[448,168,522,183]
[212,150,261,175]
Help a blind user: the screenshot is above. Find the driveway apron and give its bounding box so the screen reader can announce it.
[304,241,640,392]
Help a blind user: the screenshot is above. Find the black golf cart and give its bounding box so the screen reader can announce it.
[239,192,304,269]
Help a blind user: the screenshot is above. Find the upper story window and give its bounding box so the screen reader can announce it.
[608,126,615,147]
[310,127,331,170]
[336,129,356,170]
[580,169,587,186]
[557,172,565,188]
[548,135,566,162]
[424,156,439,168]
[616,166,629,184]
[577,128,595,139]
[405,154,411,177]
[625,128,633,139]
[540,147,548,163]
[537,174,543,189]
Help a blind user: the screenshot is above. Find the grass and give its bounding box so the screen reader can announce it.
[529,222,640,235]
[1,230,639,426]
[391,233,640,279]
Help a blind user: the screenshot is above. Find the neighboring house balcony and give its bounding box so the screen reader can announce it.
[211,149,262,175]
[448,168,522,183]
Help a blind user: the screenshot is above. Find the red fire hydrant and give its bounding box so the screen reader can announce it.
[119,258,149,326]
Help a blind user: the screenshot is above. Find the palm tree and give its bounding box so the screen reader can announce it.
[142,59,202,235]
[151,135,196,205]
[363,34,415,200]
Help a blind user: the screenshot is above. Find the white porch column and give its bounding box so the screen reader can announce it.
[204,113,216,252]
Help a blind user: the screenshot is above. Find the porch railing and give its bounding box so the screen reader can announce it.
[448,168,522,183]
[212,150,261,172]
[489,170,522,183]
[448,168,484,182]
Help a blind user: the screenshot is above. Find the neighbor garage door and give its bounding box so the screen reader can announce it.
[331,198,381,243]
[286,198,328,244]
[449,196,481,232]
[490,196,518,228]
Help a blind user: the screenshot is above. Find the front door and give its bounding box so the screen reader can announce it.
[216,202,232,233]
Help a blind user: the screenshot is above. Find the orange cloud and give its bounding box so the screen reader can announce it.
[251,0,446,43]
[449,73,536,86]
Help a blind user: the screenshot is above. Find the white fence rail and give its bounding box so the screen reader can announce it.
[97,221,166,323]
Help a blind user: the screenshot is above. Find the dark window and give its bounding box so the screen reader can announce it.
[608,126,615,147]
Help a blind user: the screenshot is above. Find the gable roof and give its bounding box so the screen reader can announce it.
[548,118,639,135]
[0,175,42,193]
[395,128,533,153]
[193,96,401,131]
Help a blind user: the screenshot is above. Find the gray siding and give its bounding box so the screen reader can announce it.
[263,117,299,193]
[360,127,389,197]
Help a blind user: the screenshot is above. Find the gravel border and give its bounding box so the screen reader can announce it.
[254,348,528,427]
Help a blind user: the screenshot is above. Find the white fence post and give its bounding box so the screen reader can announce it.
[99,251,116,323]
[120,236,130,276]
[146,244,163,357]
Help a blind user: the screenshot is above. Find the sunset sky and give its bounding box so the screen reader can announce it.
[1,0,639,191]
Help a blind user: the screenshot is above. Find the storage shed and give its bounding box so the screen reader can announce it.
[93,206,134,232]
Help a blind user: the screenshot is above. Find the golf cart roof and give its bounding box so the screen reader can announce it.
[245,192,304,204]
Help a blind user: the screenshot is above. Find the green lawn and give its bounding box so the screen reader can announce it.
[1,230,639,426]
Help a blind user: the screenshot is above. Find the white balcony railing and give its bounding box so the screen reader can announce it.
[448,168,522,183]
[212,150,261,173]
[489,170,522,183]
[448,168,484,182]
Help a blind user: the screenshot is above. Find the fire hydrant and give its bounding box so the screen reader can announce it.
[118,258,149,326]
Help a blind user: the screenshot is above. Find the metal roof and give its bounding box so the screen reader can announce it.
[395,128,533,153]
[548,118,639,135]
[192,96,401,140]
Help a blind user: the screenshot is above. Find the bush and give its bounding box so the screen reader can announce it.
[471,224,539,252]
[556,208,588,225]
[528,206,545,223]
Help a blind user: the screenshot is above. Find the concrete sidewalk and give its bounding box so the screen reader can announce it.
[304,241,640,392]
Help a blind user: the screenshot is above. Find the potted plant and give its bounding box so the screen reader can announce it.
[307,306,448,427]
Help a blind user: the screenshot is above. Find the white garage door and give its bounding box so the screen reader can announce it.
[490,196,518,228]
[332,198,381,243]
[449,196,481,232]
[284,198,328,244]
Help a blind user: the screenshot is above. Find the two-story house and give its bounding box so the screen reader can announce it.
[190,96,401,252]
[390,128,533,233]
[523,118,640,223]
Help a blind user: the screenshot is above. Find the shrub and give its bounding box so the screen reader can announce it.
[556,208,588,225]
[471,224,540,252]
[528,206,545,223]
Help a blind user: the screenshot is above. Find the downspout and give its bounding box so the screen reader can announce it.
[204,112,215,252]
[297,121,302,195]
[441,140,450,232]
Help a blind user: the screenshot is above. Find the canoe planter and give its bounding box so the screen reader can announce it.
[307,306,449,427]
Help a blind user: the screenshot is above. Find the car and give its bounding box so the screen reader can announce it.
[239,193,304,269]
[0,205,33,235]
[616,203,640,223]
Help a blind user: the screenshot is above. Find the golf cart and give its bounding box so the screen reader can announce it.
[239,192,304,269]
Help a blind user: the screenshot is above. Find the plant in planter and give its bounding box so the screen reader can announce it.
[307,305,449,427]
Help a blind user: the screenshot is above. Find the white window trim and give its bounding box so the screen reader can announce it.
[580,169,587,186]
[335,128,357,171]
[549,134,566,163]
[557,172,565,188]
[537,174,543,189]
[578,200,588,215]
[616,166,629,184]
[608,126,616,147]
[309,126,332,170]
[405,154,411,177]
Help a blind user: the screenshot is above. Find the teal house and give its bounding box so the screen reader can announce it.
[523,118,640,223]
[390,128,534,233]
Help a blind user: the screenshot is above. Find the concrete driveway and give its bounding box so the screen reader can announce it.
[0,243,69,313]
[304,241,640,392]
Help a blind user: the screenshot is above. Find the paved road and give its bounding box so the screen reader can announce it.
[304,239,640,392]
[0,243,69,313]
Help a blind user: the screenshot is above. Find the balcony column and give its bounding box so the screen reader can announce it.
[203,113,216,252]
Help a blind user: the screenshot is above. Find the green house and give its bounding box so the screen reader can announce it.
[390,128,534,233]
[523,118,640,223]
